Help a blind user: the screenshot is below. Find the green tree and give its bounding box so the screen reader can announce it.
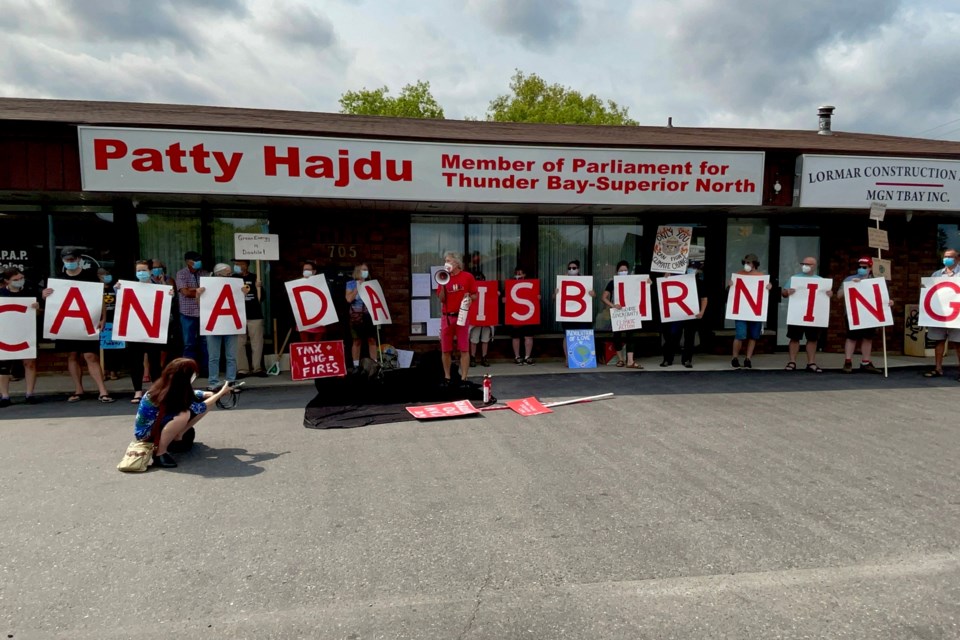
[338,80,444,119]
[486,71,637,126]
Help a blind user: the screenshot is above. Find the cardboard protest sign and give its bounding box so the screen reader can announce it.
[406,400,480,420]
[919,277,960,328]
[112,281,172,344]
[43,278,103,340]
[234,233,279,261]
[468,280,498,327]
[725,274,770,322]
[610,306,642,332]
[785,277,833,328]
[612,274,652,321]
[99,322,125,350]
[843,277,893,329]
[0,299,37,360]
[555,275,594,323]
[506,397,553,416]
[285,274,339,331]
[651,225,692,274]
[565,328,597,368]
[505,279,540,325]
[358,279,392,326]
[290,341,347,381]
[656,274,699,323]
[199,277,246,336]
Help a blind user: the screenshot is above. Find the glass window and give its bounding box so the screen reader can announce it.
[137,209,202,278]
[724,218,771,328]
[212,210,271,326]
[466,216,520,282]
[538,216,588,331]
[51,208,119,274]
[0,208,49,286]
[411,215,466,335]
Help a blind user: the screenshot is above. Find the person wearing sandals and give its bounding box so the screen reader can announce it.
[42,247,115,403]
[782,256,831,373]
[661,260,708,368]
[0,268,40,406]
[505,266,537,366]
[838,257,884,374]
[603,260,643,369]
[132,357,232,468]
[923,248,960,380]
[730,253,772,369]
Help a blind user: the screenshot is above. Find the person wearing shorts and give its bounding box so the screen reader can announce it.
[838,257,883,374]
[924,248,960,379]
[730,253,771,369]
[436,251,477,385]
[782,256,831,372]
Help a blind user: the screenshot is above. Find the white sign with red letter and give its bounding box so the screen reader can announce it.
[785,278,833,328]
[358,280,392,326]
[725,274,770,322]
[112,281,173,343]
[555,275,594,323]
[285,275,339,331]
[657,275,700,323]
[0,299,37,360]
[613,274,653,321]
[843,278,893,329]
[43,279,103,340]
[504,279,540,325]
[468,280,498,327]
[919,278,960,328]
[199,277,246,336]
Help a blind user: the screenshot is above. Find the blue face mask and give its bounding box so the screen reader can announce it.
[361,270,369,279]
[135,270,150,281]
[151,268,163,277]
[63,261,79,271]
[944,257,956,268]
[857,267,869,277]
[233,265,242,274]
[102,275,113,284]
[192,260,202,270]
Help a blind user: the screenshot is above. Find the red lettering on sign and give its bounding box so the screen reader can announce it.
[732,278,765,316]
[205,285,242,332]
[0,304,29,352]
[559,281,587,319]
[94,139,127,170]
[848,283,885,326]
[922,281,960,322]
[802,282,820,323]
[49,287,95,336]
[117,288,165,339]
[660,280,692,319]
[292,285,329,328]
[365,286,389,323]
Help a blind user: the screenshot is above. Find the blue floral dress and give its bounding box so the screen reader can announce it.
[133,391,207,440]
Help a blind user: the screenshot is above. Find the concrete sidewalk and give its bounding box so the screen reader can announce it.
[3,350,948,401]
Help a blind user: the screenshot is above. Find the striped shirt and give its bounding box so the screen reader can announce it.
[175,267,209,317]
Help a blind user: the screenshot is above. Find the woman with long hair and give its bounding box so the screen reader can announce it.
[117,259,174,403]
[132,357,231,468]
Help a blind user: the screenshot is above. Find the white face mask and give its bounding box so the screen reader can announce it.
[567,268,579,275]
[303,270,314,278]
[742,264,754,273]
[801,265,813,274]
[8,278,24,289]
[617,270,628,276]
[443,263,454,273]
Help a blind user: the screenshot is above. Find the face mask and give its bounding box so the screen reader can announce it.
[686,268,697,275]
[233,265,242,274]
[192,260,202,270]
[151,268,164,278]
[568,268,579,275]
[514,274,524,280]
[618,270,629,276]
[8,279,24,290]
[801,265,813,274]
[303,270,314,278]
[102,275,113,284]
[944,257,956,268]
[857,267,869,277]
[742,264,753,273]
[190,373,197,384]
[135,270,150,282]
[63,261,79,271]
[443,263,454,273]
[361,270,369,279]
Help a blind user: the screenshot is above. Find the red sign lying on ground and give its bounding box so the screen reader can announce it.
[506,397,553,416]
[290,341,346,381]
[406,400,480,420]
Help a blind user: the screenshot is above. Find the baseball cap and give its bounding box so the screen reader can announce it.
[61,246,80,259]
[743,253,760,264]
[857,256,874,266]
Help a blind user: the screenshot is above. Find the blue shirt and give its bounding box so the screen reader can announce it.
[133,390,206,440]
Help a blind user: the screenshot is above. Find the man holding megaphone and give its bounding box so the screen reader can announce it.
[436,251,478,386]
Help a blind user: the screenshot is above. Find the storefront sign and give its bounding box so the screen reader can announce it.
[78,127,764,206]
[0,300,37,360]
[290,341,346,380]
[799,155,960,210]
[0,249,30,272]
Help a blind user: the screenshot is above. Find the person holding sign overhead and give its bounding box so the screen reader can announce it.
[781,256,831,373]
[729,253,771,370]
[436,251,477,386]
[42,247,114,403]
[838,257,883,374]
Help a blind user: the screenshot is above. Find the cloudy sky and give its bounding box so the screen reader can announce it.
[2,0,959,139]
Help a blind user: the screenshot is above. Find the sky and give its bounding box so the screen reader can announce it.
[1,0,960,140]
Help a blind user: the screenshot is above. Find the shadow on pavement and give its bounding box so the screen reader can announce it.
[162,443,290,478]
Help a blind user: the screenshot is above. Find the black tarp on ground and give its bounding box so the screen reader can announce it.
[303,354,489,429]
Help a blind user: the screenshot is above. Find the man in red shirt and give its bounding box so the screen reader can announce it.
[436,251,478,386]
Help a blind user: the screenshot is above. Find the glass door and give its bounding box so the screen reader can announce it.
[776,235,820,346]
